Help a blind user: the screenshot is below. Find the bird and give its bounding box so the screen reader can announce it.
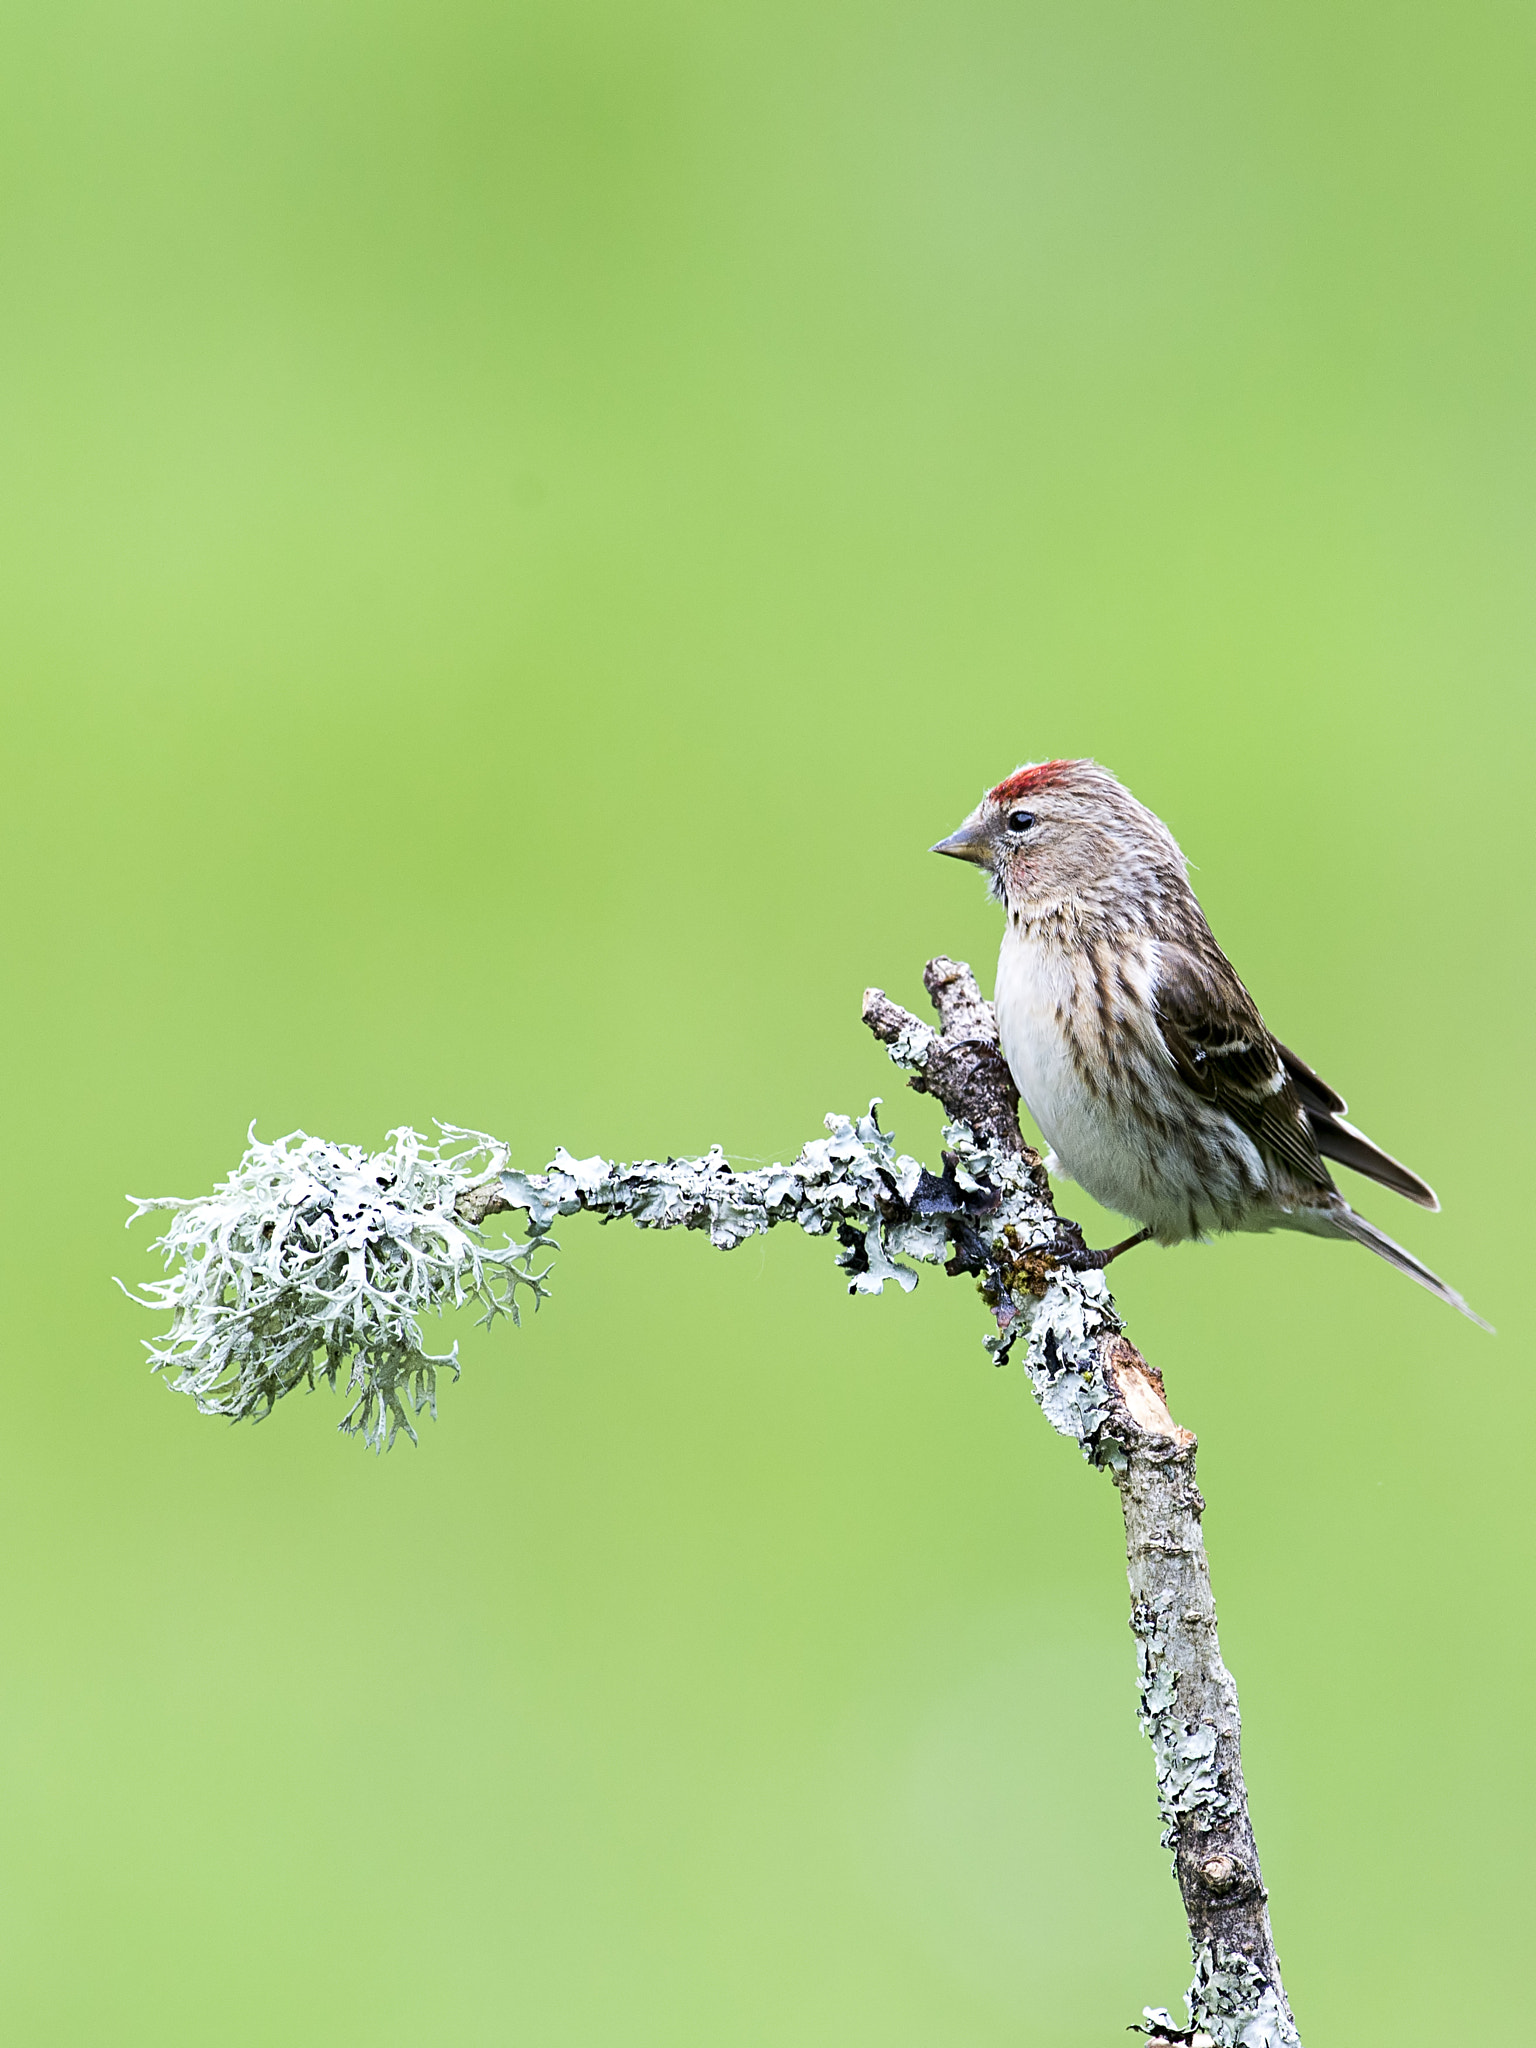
[932,758,1489,1328]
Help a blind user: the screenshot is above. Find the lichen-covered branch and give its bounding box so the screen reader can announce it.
[123,956,1298,2045]
[863,960,1299,2048]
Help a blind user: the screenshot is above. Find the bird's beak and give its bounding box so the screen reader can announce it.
[931,809,993,866]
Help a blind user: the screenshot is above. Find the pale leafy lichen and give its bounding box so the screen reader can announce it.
[1188,1946,1301,2048]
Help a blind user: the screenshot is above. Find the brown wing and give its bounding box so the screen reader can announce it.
[1274,1040,1439,1210]
[1272,1041,1346,1116]
[1153,946,1334,1193]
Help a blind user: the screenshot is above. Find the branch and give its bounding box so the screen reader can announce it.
[863,960,1299,2048]
[122,956,1299,2047]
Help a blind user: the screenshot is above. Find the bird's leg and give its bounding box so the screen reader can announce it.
[1047,1225,1154,1272]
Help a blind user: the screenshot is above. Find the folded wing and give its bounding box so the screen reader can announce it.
[1153,948,1333,1192]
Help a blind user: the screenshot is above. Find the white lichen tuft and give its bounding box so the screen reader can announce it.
[122,1125,552,1450]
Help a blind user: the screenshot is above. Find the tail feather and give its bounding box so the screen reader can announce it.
[1310,1114,1440,1210]
[1275,1040,1440,1209]
[1331,1206,1492,1331]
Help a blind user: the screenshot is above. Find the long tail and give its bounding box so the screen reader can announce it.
[1332,1206,1493,1331]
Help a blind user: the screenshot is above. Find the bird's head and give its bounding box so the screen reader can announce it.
[932,759,1184,922]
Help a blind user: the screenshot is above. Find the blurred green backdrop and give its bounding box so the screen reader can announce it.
[0,1,1530,2041]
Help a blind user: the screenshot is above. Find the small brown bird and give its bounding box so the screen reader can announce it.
[934,759,1488,1327]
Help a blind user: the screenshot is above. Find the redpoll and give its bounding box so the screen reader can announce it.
[933,760,1489,1327]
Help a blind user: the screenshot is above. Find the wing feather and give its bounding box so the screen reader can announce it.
[1273,1040,1346,1117]
[1153,947,1333,1191]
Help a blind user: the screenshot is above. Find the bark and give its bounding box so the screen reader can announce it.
[863,959,1299,2048]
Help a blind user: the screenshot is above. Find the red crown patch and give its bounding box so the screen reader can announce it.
[988,760,1078,805]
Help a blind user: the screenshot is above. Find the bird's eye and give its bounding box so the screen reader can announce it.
[1005,809,1036,833]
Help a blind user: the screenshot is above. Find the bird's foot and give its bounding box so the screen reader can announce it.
[1044,1225,1153,1273]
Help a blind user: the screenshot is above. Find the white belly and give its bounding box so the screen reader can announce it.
[993,933,1146,1220]
[993,927,1268,1241]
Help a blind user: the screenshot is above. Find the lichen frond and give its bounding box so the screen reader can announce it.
[121,1124,551,1450]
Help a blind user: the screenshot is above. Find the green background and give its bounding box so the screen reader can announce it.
[1,2,1529,2040]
